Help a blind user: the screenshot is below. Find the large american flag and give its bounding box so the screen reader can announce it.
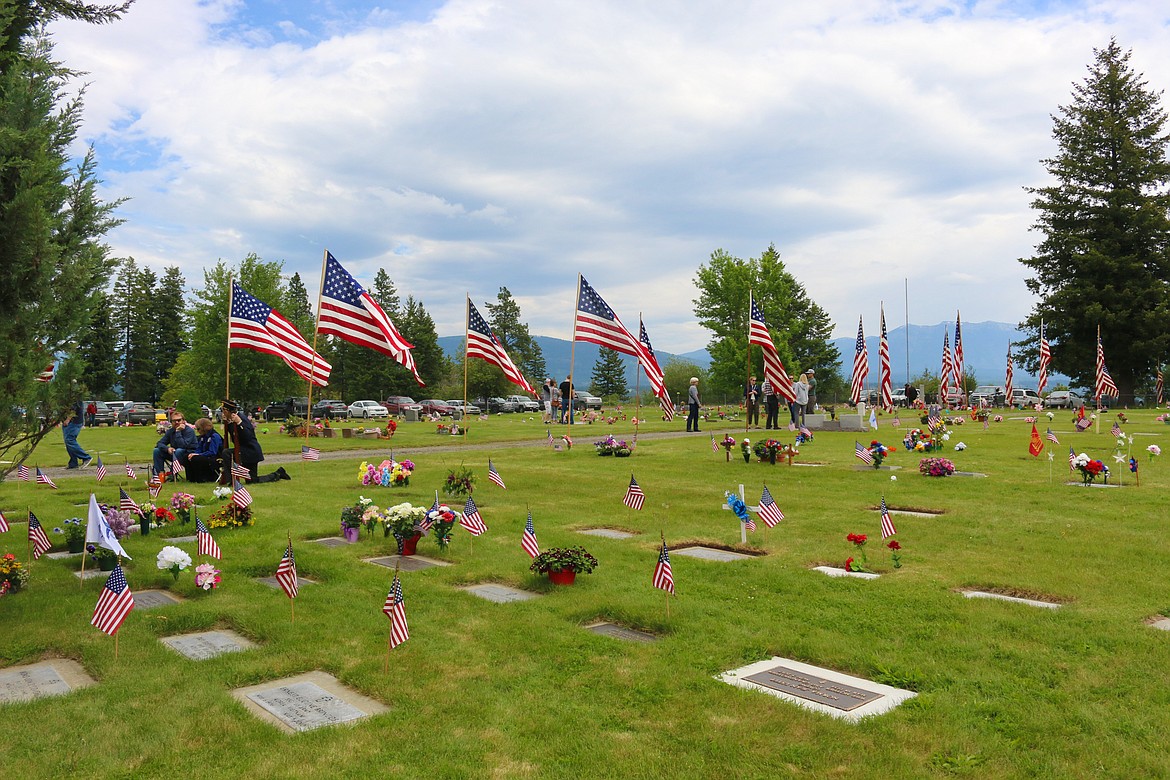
[383,573,409,648]
[749,294,795,403]
[1157,368,1164,406]
[639,318,674,420]
[318,251,421,385]
[879,307,892,412]
[119,487,141,517]
[196,516,221,559]
[0,510,8,533]
[849,316,867,405]
[855,441,874,465]
[1037,319,1050,397]
[653,540,675,595]
[301,445,319,461]
[758,485,785,528]
[487,460,506,490]
[953,312,965,397]
[95,456,106,482]
[574,277,665,399]
[231,480,252,509]
[623,474,645,511]
[275,542,298,599]
[879,496,897,539]
[91,563,134,636]
[521,512,539,558]
[939,331,953,407]
[35,466,57,489]
[28,511,51,558]
[1005,344,1014,402]
[17,464,29,481]
[460,496,487,536]
[1095,329,1119,401]
[229,280,331,386]
[466,298,535,395]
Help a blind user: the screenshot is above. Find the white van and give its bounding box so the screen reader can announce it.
[1010,388,1042,408]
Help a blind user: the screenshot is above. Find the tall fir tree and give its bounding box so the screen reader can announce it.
[151,265,188,400]
[485,286,545,389]
[590,347,628,398]
[284,271,313,333]
[1019,40,1170,402]
[78,291,118,397]
[398,295,445,393]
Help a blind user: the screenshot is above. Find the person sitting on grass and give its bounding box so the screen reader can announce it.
[220,400,288,484]
[153,411,196,476]
[185,417,223,483]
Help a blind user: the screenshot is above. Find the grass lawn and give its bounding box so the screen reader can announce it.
[3,407,1170,778]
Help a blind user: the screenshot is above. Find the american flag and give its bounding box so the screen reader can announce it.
[758,485,784,528]
[940,331,952,407]
[231,480,252,509]
[125,462,136,479]
[849,316,867,405]
[749,294,795,403]
[574,277,664,399]
[466,298,536,394]
[383,573,409,648]
[119,487,141,516]
[0,510,8,533]
[521,512,539,558]
[1157,368,1164,406]
[879,307,893,412]
[1095,329,1119,401]
[637,317,673,418]
[1046,427,1060,445]
[1037,319,1050,397]
[231,461,250,481]
[1111,420,1122,437]
[953,312,964,398]
[275,542,298,599]
[35,363,54,382]
[653,540,675,594]
[196,516,221,559]
[743,511,756,532]
[17,464,29,481]
[1005,344,1014,402]
[547,429,554,446]
[623,474,645,511]
[879,496,897,539]
[171,454,184,476]
[460,496,487,536]
[1068,445,1076,469]
[301,445,319,461]
[487,460,506,489]
[95,456,106,481]
[91,563,134,636]
[799,425,812,438]
[147,470,162,499]
[229,280,331,386]
[892,415,901,429]
[318,252,422,386]
[711,435,719,453]
[28,511,51,558]
[855,441,874,465]
[35,466,57,489]
[927,413,942,430]
[1075,417,1092,432]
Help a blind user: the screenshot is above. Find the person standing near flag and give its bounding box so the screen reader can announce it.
[791,373,810,428]
[762,378,779,430]
[220,401,288,484]
[63,398,92,470]
[559,376,575,425]
[686,377,701,432]
[744,376,761,429]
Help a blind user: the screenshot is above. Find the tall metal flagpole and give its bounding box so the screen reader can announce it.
[904,278,910,387]
[305,249,329,452]
[634,312,642,447]
[225,274,234,408]
[746,290,753,434]
[568,275,582,427]
[463,295,470,434]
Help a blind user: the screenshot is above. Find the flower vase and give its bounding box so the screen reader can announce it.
[548,569,576,585]
[342,526,360,543]
[400,533,422,556]
[768,452,776,465]
[742,451,750,464]
[67,538,85,554]
[139,516,150,536]
[98,556,116,572]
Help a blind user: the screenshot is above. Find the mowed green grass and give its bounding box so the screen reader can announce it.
[4,410,1170,778]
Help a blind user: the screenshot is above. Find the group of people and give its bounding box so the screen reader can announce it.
[150,401,289,484]
[541,376,578,425]
[742,371,817,430]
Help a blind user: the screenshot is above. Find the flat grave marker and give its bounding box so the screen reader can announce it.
[813,565,880,580]
[232,671,387,734]
[584,621,658,643]
[720,657,916,722]
[135,590,184,610]
[460,583,539,603]
[1148,616,1170,632]
[878,508,943,518]
[0,659,95,704]
[952,471,988,478]
[365,555,450,572]
[674,546,756,562]
[1065,482,1120,489]
[578,528,638,539]
[255,575,317,590]
[163,535,197,543]
[161,630,257,660]
[961,590,1061,610]
[73,569,110,581]
[46,550,83,560]
[852,465,901,471]
[792,462,827,467]
[311,537,350,548]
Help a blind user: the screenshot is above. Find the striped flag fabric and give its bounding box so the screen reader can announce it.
[231,461,250,481]
[749,294,795,403]
[18,464,30,481]
[658,390,675,421]
[547,429,554,446]
[799,425,812,438]
[879,496,897,539]
[1037,320,1051,397]
[940,331,953,408]
[849,316,868,405]
[1046,428,1060,445]
[953,312,965,399]
[28,511,52,559]
[0,510,8,533]
[758,485,785,528]
[274,542,298,599]
[460,496,487,536]
[1068,446,1076,469]
[1005,344,1014,402]
[892,414,901,428]
[36,363,54,382]
[1095,328,1119,401]
[855,441,874,465]
[147,471,162,499]
[521,512,539,558]
[466,298,536,395]
[487,460,506,489]
[91,563,134,636]
[95,457,107,481]
[301,445,320,461]
[653,539,675,594]
[196,516,221,559]
[623,474,645,511]
[318,251,422,386]
[1111,420,1122,437]
[383,573,409,648]
[1157,368,1164,406]
[711,435,719,453]
[879,306,892,412]
[36,466,57,489]
[119,487,141,516]
[171,454,184,476]
[743,512,756,532]
[125,462,136,479]
[927,413,942,430]
[231,480,252,509]
[637,317,672,417]
[229,279,332,386]
[574,277,665,399]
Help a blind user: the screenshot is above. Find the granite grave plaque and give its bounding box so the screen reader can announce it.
[742,666,883,711]
[135,589,184,609]
[365,555,450,572]
[163,535,198,543]
[232,671,387,734]
[578,528,637,539]
[311,537,349,548]
[1149,616,1170,631]
[161,630,256,660]
[585,622,657,642]
[255,575,316,589]
[962,590,1060,609]
[0,659,94,704]
[461,583,539,603]
[813,566,880,580]
[673,546,755,562]
[73,569,110,581]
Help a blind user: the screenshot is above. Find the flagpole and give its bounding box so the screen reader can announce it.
[385,562,398,674]
[746,291,752,435]
[1096,325,1102,433]
[738,485,747,544]
[904,278,910,386]
[634,312,642,449]
[114,555,121,658]
[26,506,32,577]
[225,274,234,412]
[80,546,87,589]
[463,295,471,437]
[288,531,295,625]
[305,248,330,456]
[661,531,670,620]
[568,274,581,427]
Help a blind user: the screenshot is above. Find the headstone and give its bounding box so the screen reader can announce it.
[820,419,842,431]
[0,659,95,704]
[46,550,83,560]
[405,409,419,422]
[365,555,450,572]
[311,537,350,548]
[232,671,388,734]
[720,657,916,722]
[321,428,336,438]
[342,427,353,438]
[161,629,257,660]
[803,413,826,430]
[255,575,316,589]
[838,414,865,432]
[135,589,184,609]
[961,590,1060,609]
[585,622,657,642]
[460,583,539,603]
[813,565,880,580]
[73,569,110,581]
[673,546,756,562]
[164,535,198,543]
[578,528,638,539]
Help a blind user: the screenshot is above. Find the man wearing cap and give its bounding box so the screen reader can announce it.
[220,400,288,484]
[744,376,760,429]
[806,369,817,411]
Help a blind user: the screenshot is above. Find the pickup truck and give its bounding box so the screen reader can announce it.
[507,395,540,412]
[263,397,310,421]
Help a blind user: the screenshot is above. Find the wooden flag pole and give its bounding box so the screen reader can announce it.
[463,295,471,437]
[26,506,32,577]
[288,531,296,625]
[738,485,747,544]
[114,555,122,659]
[633,311,642,450]
[80,546,87,589]
[746,292,753,435]
[385,562,399,674]
[661,530,670,619]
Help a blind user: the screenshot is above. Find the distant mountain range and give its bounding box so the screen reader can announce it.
[438,321,1068,389]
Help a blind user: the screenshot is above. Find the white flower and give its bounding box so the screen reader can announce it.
[156,545,192,571]
[1090,413,1097,420]
[1116,437,1127,449]
[942,433,951,441]
[1046,411,1054,420]
[890,475,897,481]
[1072,453,1091,468]
[213,486,232,500]
[954,442,967,451]
[1148,445,1161,456]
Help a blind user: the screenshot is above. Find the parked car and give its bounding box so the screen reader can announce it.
[84,400,117,426]
[576,393,603,410]
[312,399,350,419]
[419,399,456,416]
[348,400,389,418]
[263,397,310,421]
[118,402,162,425]
[1044,390,1084,409]
[507,394,540,413]
[384,396,423,415]
[447,400,482,415]
[1009,388,1043,408]
[969,385,1005,406]
[476,397,516,413]
[105,400,131,417]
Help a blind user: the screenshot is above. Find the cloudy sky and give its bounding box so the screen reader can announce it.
[50,0,1170,352]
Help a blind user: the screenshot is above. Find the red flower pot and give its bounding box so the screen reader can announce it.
[547,569,576,585]
[401,533,422,556]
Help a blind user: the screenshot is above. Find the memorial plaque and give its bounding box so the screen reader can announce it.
[135,590,183,609]
[1149,617,1170,632]
[585,622,657,642]
[461,583,539,603]
[882,508,942,518]
[46,550,83,560]
[73,569,109,581]
[813,566,880,580]
[792,462,827,467]
[0,659,94,704]
[311,537,349,548]
[578,528,637,539]
[742,666,884,711]
[365,555,449,572]
[962,590,1060,609]
[255,576,316,589]
[163,535,197,543]
[161,630,256,660]
[673,546,755,562]
[952,471,988,478]
[852,464,901,471]
[245,682,370,733]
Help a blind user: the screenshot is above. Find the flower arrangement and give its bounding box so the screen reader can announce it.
[752,438,782,463]
[444,464,477,497]
[0,553,29,596]
[213,485,233,501]
[1117,412,1128,424]
[207,504,254,529]
[385,419,397,437]
[867,440,894,467]
[150,504,177,529]
[157,545,192,581]
[425,503,461,550]
[993,415,1003,423]
[102,506,135,539]
[1024,416,1036,424]
[954,442,967,452]
[950,416,965,425]
[1046,411,1055,420]
[794,429,813,445]
[918,457,956,477]
[194,563,221,590]
[1072,453,1109,485]
[888,539,903,569]
[340,497,370,530]
[85,543,118,567]
[171,492,196,524]
[1148,444,1161,464]
[382,502,429,541]
[740,438,752,463]
[844,532,870,572]
[56,518,86,551]
[902,428,936,453]
[594,436,631,457]
[779,443,799,464]
[529,546,598,575]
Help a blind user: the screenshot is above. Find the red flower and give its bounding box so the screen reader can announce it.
[845,557,854,572]
[887,540,901,551]
[846,532,867,545]
[870,440,879,446]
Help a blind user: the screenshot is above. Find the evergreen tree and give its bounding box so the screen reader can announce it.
[151,265,188,399]
[1019,40,1170,402]
[590,348,627,399]
[284,271,313,333]
[397,295,446,393]
[124,264,158,400]
[485,286,544,389]
[78,291,118,397]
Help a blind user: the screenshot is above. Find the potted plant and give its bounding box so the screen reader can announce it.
[0,553,29,596]
[529,546,599,585]
[171,493,196,525]
[382,502,427,555]
[340,501,365,543]
[57,517,86,553]
[86,544,120,572]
